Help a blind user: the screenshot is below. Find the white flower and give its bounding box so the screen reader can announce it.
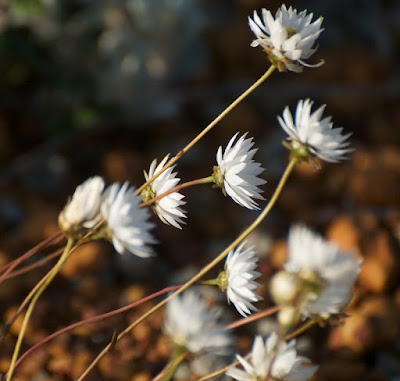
[224,241,263,317]
[214,133,266,210]
[278,99,353,162]
[59,176,105,234]
[227,332,318,381]
[284,224,362,318]
[164,289,233,355]
[101,182,156,257]
[143,155,186,229]
[249,5,324,72]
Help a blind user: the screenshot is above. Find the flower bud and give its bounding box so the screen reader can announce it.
[278,306,301,331]
[270,271,302,306]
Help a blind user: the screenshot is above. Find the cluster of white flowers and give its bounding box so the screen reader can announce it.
[270,225,362,327]
[54,4,363,380]
[249,5,324,72]
[227,332,318,381]
[164,289,233,355]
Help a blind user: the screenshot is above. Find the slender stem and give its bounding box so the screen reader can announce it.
[0,232,63,282]
[6,238,75,381]
[136,65,276,196]
[153,347,188,381]
[200,279,218,286]
[139,176,213,208]
[2,248,63,281]
[225,306,280,331]
[8,284,182,374]
[284,319,316,341]
[195,355,251,381]
[76,157,297,381]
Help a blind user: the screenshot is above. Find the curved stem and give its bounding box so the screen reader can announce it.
[2,248,63,281]
[284,319,316,341]
[225,306,280,331]
[136,65,276,196]
[0,232,63,282]
[6,238,75,381]
[154,347,189,381]
[7,284,182,374]
[139,176,213,208]
[76,157,297,381]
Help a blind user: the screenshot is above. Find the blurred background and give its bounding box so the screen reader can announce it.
[0,0,399,380]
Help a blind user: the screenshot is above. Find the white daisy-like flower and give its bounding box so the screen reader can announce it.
[164,289,233,355]
[227,332,318,381]
[101,182,156,257]
[278,99,354,162]
[143,155,186,229]
[214,133,266,210]
[59,176,105,235]
[248,5,324,72]
[284,224,362,318]
[222,241,263,317]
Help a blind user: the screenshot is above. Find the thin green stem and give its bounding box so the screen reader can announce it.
[154,347,189,381]
[6,238,75,381]
[76,157,297,381]
[139,176,213,208]
[284,319,316,341]
[136,65,276,196]
[200,279,218,286]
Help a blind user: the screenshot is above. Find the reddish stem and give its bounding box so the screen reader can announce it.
[2,248,63,281]
[225,306,280,330]
[0,232,64,286]
[139,178,211,208]
[9,284,182,373]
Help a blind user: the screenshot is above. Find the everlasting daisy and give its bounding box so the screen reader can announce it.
[227,332,318,381]
[164,289,233,355]
[278,99,354,162]
[101,182,156,257]
[218,241,262,317]
[274,224,361,319]
[213,133,266,210]
[59,176,105,236]
[249,5,324,72]
[142,155,186,229]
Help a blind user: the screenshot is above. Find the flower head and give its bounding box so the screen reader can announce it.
[282,224,361,319]
[101,182,156,257]
[213,133,266,210]
[59,176,105,236]
[278,99,353,162]
[142,155,186,229]
[227,332,318,381]
[249,5,324,72]
[220,241,262,317]
[164,289,233,355]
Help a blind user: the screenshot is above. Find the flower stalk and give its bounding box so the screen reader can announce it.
[139,176,214,208]
[76,156,298,381]
[136,65,276,196]
[6,238,75,381]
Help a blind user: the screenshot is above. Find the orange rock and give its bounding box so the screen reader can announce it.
[60,241,107,278]
[326,215,359,252]
[358,256,388,293]
[269,239,287,269]
[131,372,151,381]
[358,296,399,347]
[328,313,374,355]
